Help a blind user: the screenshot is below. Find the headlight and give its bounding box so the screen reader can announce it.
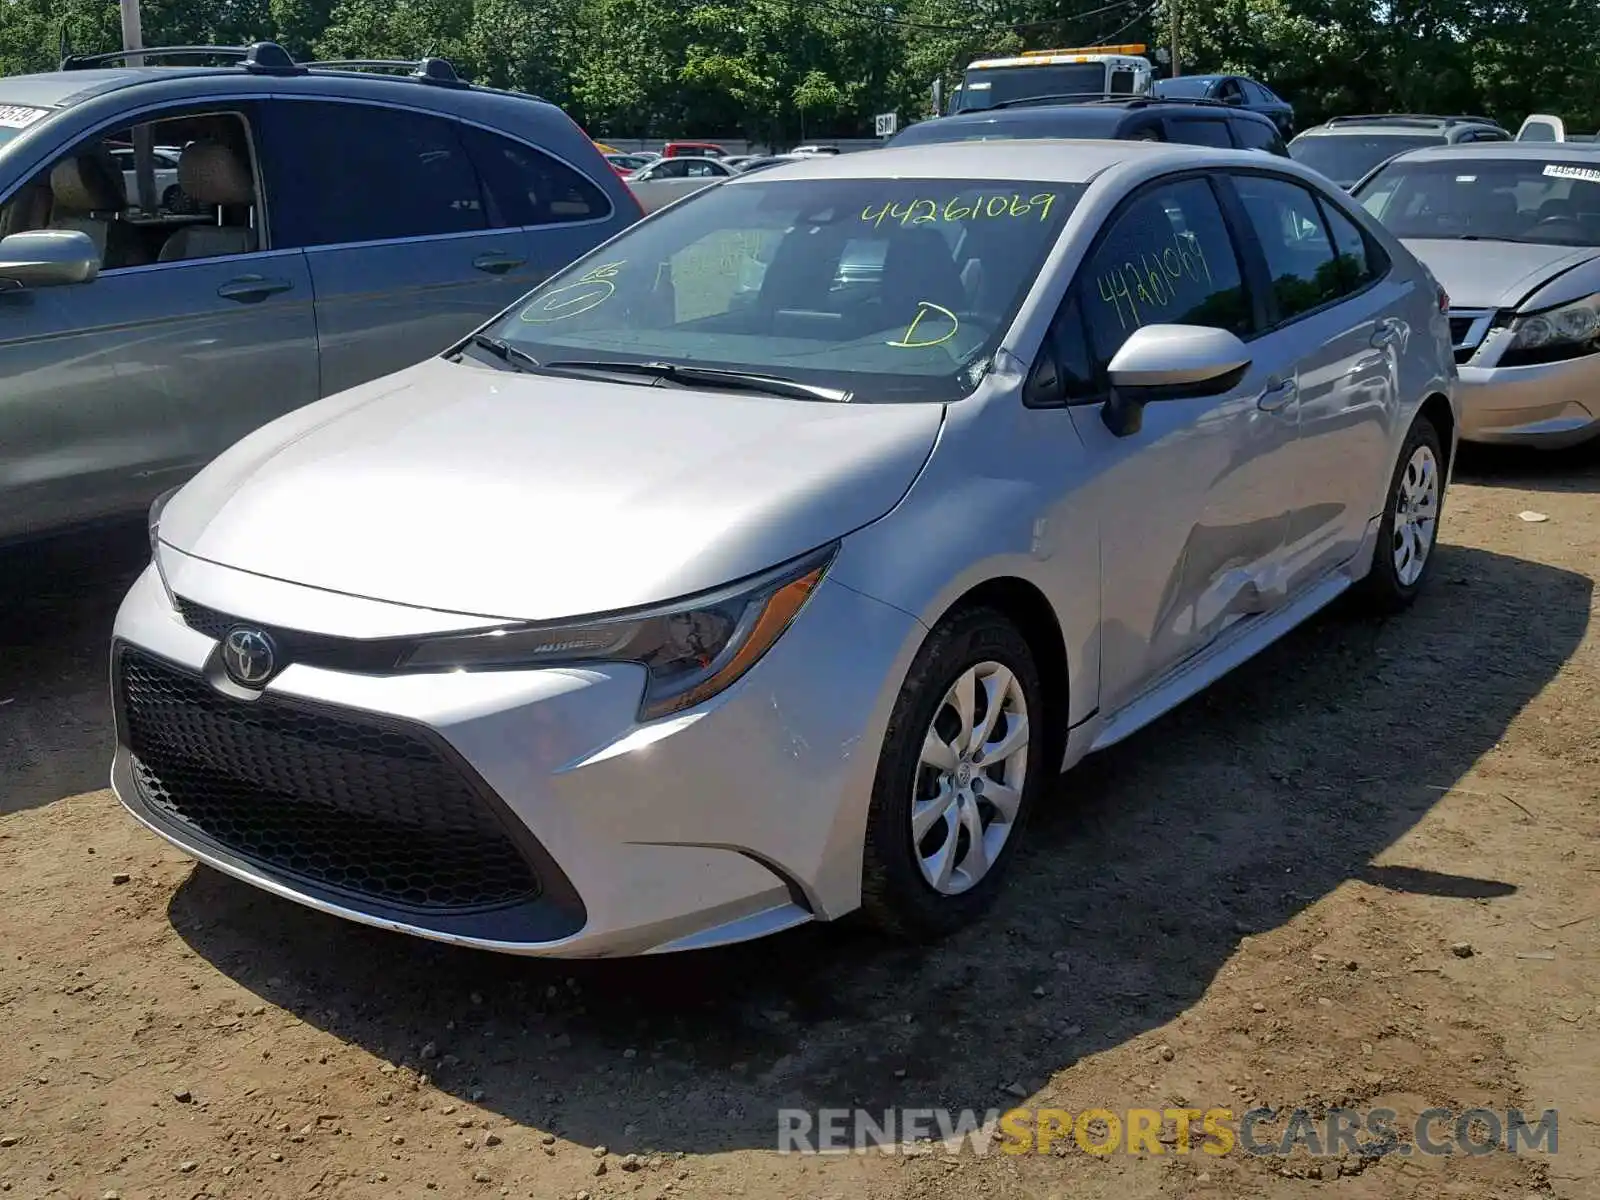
[400,543,838,721]
[147,486,183,607]
[1505,294,1600,362]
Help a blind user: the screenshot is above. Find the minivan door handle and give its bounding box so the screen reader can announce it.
[473,252,527,275]
[1257,376,1298,413]
[216,276,293,303]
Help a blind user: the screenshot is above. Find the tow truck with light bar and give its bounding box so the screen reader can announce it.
[945,44,1154,114]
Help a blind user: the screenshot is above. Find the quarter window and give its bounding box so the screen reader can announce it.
[458,126,609,227]
[1078,177,1252,370]
[264,101,486,247]
[1234,120,1286,155]
[1232,174,1343,321]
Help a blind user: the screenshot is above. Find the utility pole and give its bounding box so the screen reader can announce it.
[120,0,143,64]
[1171,0,1184,77]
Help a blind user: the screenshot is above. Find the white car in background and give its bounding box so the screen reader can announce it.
[107,144,188,211]
[625,155,736,212]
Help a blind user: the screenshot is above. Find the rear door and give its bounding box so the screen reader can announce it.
[256,98,542,396]
[1223,171,1399,588]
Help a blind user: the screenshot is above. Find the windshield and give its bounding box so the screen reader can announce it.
[1289,134,1446,185]
[1354,157,1600,246]
[957,63,1109,110]
[0,103,53,151]
[483,177,1083,403]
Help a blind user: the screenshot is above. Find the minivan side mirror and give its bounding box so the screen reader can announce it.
[0,230,100,290]
[1100,324,1252,437]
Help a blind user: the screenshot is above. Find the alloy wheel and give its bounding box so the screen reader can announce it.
[912,661,1030,896]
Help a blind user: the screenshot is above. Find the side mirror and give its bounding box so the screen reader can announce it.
[1101,324,1251,437]
[0,230,100,290]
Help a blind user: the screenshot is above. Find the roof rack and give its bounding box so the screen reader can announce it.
[1324,113,1498,128]
[60,40,305,74]
[980,92,1234,113]
[982,91,1119,110]
[301,57,469,87]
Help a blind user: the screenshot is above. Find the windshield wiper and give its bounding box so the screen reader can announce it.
[454,333,542,373]
[542,359,853,403]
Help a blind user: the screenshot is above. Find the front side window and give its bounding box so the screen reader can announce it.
[485,177,1084,402]
[1077,177,1251,370]
[1353,157,1600,247]
[1233,174,1344,321]
[264,101,485,247]
[458,126,609,227]
[1288,133,1447,186]
[0,108,260,269]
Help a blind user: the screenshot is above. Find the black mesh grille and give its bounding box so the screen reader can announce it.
[176,597,233,640]
[1448,316,1473,346]
[118,648,540,912]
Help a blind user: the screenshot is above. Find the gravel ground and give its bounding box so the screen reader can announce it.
[1,442,1597,1200]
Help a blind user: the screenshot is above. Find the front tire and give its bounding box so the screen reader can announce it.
[1357,414,1445,612]
[861,607,1047,939]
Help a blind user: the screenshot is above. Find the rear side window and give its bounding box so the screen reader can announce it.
[1232,174,1344,321]
[1234,119,1286,155]
[458,126,610,227]
[1078,177,1252,369]
[1165,118,1233,148]
[263,101,485,246]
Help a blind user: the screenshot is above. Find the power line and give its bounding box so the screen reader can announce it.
[1091,2,1157,45]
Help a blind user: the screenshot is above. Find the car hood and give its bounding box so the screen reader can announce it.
[1399,238,1600,309]
[159,357,944,621]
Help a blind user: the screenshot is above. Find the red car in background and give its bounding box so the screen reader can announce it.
[662,141,727,158]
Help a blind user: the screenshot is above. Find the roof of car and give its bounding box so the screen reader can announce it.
[898,98,1275,140]
[722,138,1244,186]
[1384,141,1600,164]
[1297,114,1503,136]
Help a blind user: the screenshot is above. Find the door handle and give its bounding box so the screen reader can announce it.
[1370,318,1404,349]
[1257,376,1298,413]
[473,252,527,275]
[217,276,293,303]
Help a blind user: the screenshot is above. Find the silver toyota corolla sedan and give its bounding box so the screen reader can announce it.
[1354,143,1600,448]
[111,140,1458,958]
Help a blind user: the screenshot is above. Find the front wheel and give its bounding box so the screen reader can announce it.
[861,607,1047,939]
[1356,414,1445,612]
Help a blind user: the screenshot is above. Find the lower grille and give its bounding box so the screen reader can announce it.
[117,647,540,912]
[1448,307,1496,364]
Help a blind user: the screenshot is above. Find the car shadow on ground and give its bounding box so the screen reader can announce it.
[1454,438,1600,493]
[0,519,148,815]
[165,540,1590,1155]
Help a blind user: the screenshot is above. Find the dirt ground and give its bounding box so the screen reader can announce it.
[2,442,1597,1200]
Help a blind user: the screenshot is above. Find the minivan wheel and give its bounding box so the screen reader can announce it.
[1357,414,1445,612]
[861,607,1046,939]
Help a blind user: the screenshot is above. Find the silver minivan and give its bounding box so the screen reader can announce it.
[0,43,640,543]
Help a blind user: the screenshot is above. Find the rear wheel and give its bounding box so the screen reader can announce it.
[1357,414,1445,612]
[861,607,1047,939]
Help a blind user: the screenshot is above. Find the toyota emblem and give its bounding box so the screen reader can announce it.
[222,627,277,687]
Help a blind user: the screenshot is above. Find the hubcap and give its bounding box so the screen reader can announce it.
[913,660,1030,896]
[1392,443,1440,587]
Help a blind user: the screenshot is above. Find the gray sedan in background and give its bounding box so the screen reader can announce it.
[115,141,1455,959]
[625,154,736,211]
[1355,143,1600,447]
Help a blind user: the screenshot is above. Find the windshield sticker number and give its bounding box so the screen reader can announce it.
[887,301,959,348]
[0,105,49,130]
[1543,163,1600,184]
[519,261,625,324]
[861,192,1056,228]
[1094,229,1213,331]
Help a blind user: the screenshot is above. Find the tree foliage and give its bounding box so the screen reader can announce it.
[3,0,1597,139]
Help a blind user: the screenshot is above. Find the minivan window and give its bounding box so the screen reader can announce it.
[266,101,486,246]
[484,177,1085,403]
[1234,120,1286,155]
[1167,118,1233,148]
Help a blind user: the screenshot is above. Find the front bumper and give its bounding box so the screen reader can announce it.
[1457,350,1600,449]
[109,551,923,957]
